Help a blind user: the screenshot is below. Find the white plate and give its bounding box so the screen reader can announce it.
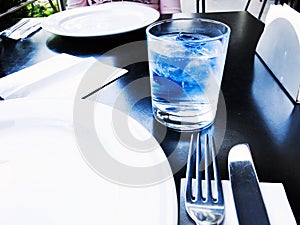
[0,98,177,225]
[42,2,160,37]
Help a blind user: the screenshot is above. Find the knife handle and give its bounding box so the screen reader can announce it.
[228,144,271,225]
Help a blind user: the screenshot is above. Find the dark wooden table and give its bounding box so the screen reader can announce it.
[1,11,299,223]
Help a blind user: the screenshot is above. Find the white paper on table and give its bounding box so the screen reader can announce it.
[222,181,297,225]
[0,53,127,99]
[180,179,297,225]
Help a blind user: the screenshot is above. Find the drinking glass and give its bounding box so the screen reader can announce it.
[146,18,230,131]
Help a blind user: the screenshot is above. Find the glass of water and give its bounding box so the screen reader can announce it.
[146,18,230,131]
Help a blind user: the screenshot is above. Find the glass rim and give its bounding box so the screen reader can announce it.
[146,18,231,42]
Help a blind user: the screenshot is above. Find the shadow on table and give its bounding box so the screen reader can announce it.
[45,28,146,57]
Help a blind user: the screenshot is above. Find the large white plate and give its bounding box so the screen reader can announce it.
[42,2,160,37]
[0,98,177,225]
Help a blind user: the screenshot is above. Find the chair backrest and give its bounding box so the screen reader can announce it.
[195,0,205,13]
[244,0,268,20]
[57,0,66,10]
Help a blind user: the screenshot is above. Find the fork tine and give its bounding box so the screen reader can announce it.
[186,133,203,203]
[204,134,213,203]
[195,132,203,203]
[185,133,195,203]
[210,135,224,204]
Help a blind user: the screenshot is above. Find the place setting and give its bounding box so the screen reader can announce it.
[41,1,160,37]
[144,16,297,225]
[0,14,178,222]
[0,53,177,224]
[179,133,296,225]
[1,1,160,43]
[1,1,300,224]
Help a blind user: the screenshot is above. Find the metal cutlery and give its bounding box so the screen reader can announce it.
[0,19,30,38]
[228,144,271,225]
[185,133,225,225]
[19,21,42,37]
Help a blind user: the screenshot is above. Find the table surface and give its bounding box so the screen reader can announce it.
[1,11,299,223]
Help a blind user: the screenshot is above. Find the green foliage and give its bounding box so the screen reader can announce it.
[0,0,57,18]
[27,2,58,17]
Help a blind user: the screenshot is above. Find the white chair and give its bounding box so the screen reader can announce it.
[196,0,206,13]
[244,0,267,19]
[57,0,66,10]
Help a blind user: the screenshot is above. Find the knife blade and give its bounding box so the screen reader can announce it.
[228,144,271,225]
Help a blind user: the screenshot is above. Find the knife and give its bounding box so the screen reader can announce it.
[228,144,271,225]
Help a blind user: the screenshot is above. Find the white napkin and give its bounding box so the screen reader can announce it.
[0,53,127,99]
[180,179,297,225]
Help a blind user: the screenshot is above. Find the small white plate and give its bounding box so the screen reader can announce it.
[0,98,177,225]
[42,2,160,37]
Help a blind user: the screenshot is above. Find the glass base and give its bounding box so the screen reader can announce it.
[153,107,215,132]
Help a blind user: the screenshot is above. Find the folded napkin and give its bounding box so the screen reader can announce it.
[0,18,43,40]
[0,53,127,99]
[180,179,297,225]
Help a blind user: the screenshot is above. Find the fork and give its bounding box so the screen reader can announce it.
[185,133,225,225]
